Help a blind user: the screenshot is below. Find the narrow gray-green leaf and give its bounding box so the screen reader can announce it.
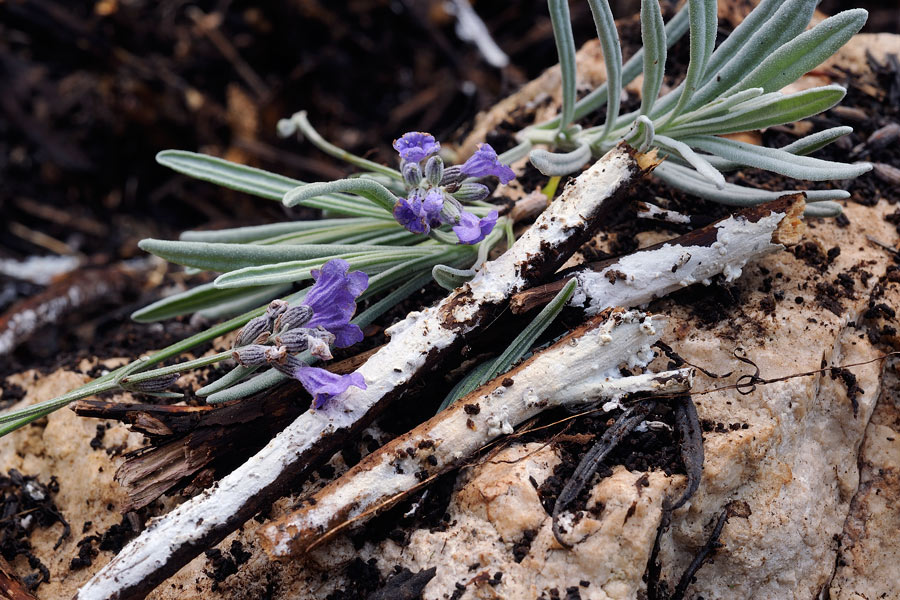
[586,0,623,137]
[685,0,817,112]
[548,0,578,132]
[196,284,291,320]
[802,201,844,217]
[529,144,592,176]
[432,264,476,290]
[653,161,851,205]
[665,85,846,137]
[283,178,397,214]
[179,218,376,243]
[131,282,261,323]
[730,9,868,95]
[157,150,300,200]
[538,3,690,130]
[663,0,716,124]
[196,365,258,397]
[624,115,655,152]
[213,250,437,288]
[655,135,726,189]
[639,0,666,116]
[438,278,578,411]
[682,134,872,181]
[139,238,413,272]
[780,126,853,156]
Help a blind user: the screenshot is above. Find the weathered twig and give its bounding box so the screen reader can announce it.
[0,262,150,356]
[552,399,656,548]
[668,395,703,511]
[75,144,659,600]
[511,194,806,314]
[258,309,692,556]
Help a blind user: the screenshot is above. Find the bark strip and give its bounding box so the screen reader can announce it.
[511,194,806,314]
[259,309,692,557]
[75,144,659,600]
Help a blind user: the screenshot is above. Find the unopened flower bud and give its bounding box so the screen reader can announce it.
[440,165,465,189]
[274,328,311,354]
[266,300,289,322]
[233,315,271,348]
[273,305,314,333]
[402,162,423,188]
[123,372,180,393]
[439,195,463,224]
[424,156,444,187]
[452,182,490,203]
[232,344,269,367]
[265,347,307,377]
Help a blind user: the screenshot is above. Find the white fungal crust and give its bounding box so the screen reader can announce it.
[75,145,652,600]
[258,309,693,557]
[575,201,800,316]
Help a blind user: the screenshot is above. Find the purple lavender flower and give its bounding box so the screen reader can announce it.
[303,259,368,348]
[460,143,516,184]
[293,365,367,409]
[453,210,498,245]
[393,132,441,163]
[393,189,444,235]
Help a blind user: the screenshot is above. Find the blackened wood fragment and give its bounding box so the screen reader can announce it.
[552,400,655,548]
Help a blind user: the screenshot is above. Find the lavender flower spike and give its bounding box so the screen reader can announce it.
[303,259,368,348]
[453,210,498,245]
[293,365,367,410]
[460,143,516,184]
[393,132,441,163]
[393,189,444,235]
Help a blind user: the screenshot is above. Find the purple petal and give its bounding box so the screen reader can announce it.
[293,366,367,409]
[393,196,431,234]
[392,132,441,163]
[460,143,516,184]
[392,189,445,235]
[303,259,368,347]
[452,210,498,245]
[422,189,445,224]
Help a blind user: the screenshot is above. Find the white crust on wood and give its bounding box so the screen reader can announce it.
[259,309,693,556]
[573,201,802,315]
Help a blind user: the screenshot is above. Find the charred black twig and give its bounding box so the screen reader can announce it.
[669,395,703,511]
[647,500,750,600]
[366,566,437,600]
[670,501,752,600]
[551,399,655,548]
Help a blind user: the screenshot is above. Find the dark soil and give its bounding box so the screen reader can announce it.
[0,469,68,590]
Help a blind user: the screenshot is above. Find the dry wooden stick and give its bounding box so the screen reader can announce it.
[0,262,150,355]
[511,194,806,314]
[75,144,659,600]
[258,308,692,557]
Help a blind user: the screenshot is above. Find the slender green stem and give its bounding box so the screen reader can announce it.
[120,351,233,385]
[293,111,402,180]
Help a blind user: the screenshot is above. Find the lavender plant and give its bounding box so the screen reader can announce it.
[0,0,872,436]
[0,116,515,434]
[516,0,872,217]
